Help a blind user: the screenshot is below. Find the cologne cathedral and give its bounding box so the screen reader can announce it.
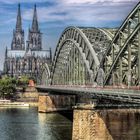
[4,4,52,79]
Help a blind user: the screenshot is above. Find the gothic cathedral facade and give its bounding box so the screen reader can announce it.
[4,4,52,81]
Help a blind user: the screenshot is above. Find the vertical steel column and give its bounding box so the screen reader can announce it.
[75,48,77,85]
[128,21,131,87]
[67,56,69,85]
[119,33,123,85]
[64,61,66,85]
[78,50,80,85]
[138,9,140,85]
[73,44,75,85]
[68,53,70,85]
[66,58,68,85]
[83,62,85,85]
[112,45,115,85]
[119,57,122,85]
[81,60,83,85]
[105,56,108,84]
[70,46,73,85]
[64,48,67,85]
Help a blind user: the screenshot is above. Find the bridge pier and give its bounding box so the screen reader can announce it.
[72,103,113,140]
[38,94,76,112]
[72,104,140,140]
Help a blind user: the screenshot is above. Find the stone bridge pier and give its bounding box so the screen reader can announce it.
[72,104,112,140]
[38,93,95,113]
[38,93,76,112]
[72,104,140,140]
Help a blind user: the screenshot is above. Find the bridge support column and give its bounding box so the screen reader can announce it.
[38,94,76,112]
[72,103,113,140]
[72,105,140,140]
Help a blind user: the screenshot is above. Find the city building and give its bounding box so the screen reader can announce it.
[3,4,52,80]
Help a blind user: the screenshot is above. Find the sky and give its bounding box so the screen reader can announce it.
[0,0,139,70]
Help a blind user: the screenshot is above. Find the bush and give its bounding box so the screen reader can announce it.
[0,76,17,99]
[18,76,29,86]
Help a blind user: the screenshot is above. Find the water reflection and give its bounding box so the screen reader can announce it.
[38,113,72,140]
[99,109,140,140]
[0,108,72,140]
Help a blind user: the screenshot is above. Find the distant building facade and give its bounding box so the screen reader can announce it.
[4,4,52,79]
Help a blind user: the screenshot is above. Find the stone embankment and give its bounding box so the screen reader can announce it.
[16,87,38,107]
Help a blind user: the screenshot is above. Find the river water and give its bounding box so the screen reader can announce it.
[1,107,140,140]
[0,108,72,140]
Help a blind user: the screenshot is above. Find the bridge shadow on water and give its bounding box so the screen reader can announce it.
[38,110,73,140]
[58,111,73,121]
[95,108,140,140]
[46,110,73,121]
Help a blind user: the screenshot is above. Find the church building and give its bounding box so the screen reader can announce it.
[4,4,52,79]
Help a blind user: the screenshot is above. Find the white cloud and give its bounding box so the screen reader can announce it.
[59,0,138,4]
[0,0,47,4]
[22,0,139,27]
[23,7,69,23]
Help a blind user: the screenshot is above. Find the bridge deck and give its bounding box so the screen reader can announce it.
[36,86,140,104]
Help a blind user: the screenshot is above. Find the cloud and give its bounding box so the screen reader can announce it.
[0,0,47,4]
[59,0,138,4]
[22,0,139,27]
[23,7,69,23]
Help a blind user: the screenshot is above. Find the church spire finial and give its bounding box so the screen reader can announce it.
[16,3,22,32]
[32,4,39,32]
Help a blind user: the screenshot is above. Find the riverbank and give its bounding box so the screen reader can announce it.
[0,87,39,108]
[0,101,29,107]
[16,86,38,107]
[25,102,38,107]
[0,101,38,107]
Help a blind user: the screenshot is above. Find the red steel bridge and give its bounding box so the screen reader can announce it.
[37,2,140,104]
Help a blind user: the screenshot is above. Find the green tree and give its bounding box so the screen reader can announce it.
[17,76,29,92]
[0,77,17,99]
[18,76,29,85]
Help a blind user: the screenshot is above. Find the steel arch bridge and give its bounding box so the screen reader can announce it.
[40,2,140,88]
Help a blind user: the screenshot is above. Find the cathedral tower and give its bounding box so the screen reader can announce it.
[27,4,42,51]
[11,4,25,50]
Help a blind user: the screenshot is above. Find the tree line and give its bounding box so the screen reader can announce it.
[0,76,29,99]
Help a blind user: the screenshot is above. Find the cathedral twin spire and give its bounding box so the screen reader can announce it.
[16,4,22,32]
[16,4,39,32]
[12,4,40,50]
[32,4,39,32]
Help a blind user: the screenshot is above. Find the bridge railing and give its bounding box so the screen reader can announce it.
[44,84,140,91]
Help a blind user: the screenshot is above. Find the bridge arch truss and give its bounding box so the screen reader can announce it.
[103,2,140,87]
[50,26,112,85]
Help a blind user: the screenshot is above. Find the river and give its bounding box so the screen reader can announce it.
[0,107,72,140]
[1,107,140,140]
